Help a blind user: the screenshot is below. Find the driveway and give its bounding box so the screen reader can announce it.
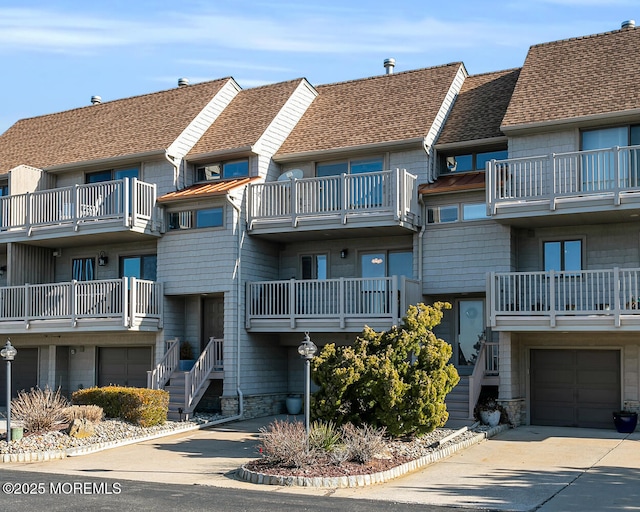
[0,418,638,511]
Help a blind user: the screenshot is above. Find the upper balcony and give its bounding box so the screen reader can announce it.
[488,268,640,331]
[246,276,422,332]
[0,277,163,333]
[247,169,420,240]
[0,178,163,246]
[487,145,640,225]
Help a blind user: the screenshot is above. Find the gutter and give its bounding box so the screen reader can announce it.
[226,193,244,417]
[45,149,167,173]
[418,195,426,283]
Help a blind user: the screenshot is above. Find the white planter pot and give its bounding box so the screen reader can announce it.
[480,409,501,427]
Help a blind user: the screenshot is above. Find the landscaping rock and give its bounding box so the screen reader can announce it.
[67,418,95,439]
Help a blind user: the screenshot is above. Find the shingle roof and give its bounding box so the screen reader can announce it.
[418,171,485,195]
[503,27,640,129]
[276,63,463,157]
[437,69,520,145]
[189,79,308,158]
[0,78,232,174]
[157,177,260,203]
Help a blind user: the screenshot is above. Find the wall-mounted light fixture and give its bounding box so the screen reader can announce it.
[340,249,348,259]
[98,251,109,266]
[52,249,62,258]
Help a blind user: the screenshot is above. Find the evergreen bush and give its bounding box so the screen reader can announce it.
[311,302,460,437]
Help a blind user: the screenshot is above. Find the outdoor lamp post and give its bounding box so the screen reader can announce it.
[1,339,17,442]
[297,332,317,435]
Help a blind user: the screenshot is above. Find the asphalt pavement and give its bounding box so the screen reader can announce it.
[0,415,637,511]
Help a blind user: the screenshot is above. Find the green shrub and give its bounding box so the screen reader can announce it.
[71,386,168,427]
[308,420,342,453]
[312,302,460,437]
[62,405,104,424]
[11,387,70,434]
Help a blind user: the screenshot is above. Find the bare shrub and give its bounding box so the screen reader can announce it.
[62,405,104,424]
[11,387,70,434]
[258,419,316,468]
[341,423,387,464]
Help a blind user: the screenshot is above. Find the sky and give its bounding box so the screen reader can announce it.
[0,0,637,134]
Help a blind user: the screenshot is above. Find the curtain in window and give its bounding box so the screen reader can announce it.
[73,258,95,281]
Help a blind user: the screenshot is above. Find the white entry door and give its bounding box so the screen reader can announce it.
[457,299,484,367]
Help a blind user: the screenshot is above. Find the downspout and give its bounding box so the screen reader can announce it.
[227,193,244,417]
[164,151,180,191]
[418,195,426,283]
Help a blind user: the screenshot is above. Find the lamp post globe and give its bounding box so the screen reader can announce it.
[297,333,317,436]
[1,339,17,442]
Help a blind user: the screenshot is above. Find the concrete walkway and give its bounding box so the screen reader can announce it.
[0,416,638,511]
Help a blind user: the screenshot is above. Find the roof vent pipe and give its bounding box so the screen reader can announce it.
[384,58,396,75]
[178,78,190,87]
[621,20,635,29]
[90,96,101,105]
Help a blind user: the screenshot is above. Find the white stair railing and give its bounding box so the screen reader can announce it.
[184,337,224,412]
[147,339,179,389]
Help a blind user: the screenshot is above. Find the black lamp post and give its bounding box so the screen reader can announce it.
[1,339,17,442]
[297,332,317,435]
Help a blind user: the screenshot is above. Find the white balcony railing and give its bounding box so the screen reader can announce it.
[247,169,419,229]
[0,178,161,235]
[488,268,640,328]
[246,276,422,329]
[0,277,162,329]
[487,144,640,214]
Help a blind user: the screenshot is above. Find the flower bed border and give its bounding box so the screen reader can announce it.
[237,424,509,488]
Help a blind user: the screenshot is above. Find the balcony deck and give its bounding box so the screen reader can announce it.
[488,268,640,331]
[0,277,163,333]
[247,169,420,240]
[246,276,422,332]
[487,145,640,225]
[0,178,163,245]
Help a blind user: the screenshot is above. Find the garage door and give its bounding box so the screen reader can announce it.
[0,348,39,406]
[531,349,620,428]
[98,347,152,388]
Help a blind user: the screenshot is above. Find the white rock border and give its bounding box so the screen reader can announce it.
[0,417,230,464]
[237,424,509,488]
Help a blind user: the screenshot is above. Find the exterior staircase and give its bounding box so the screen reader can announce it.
[446,376,472,425]
[148,337,223,421]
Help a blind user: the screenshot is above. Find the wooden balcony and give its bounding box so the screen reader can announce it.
[488,268,640,331]
[247,169,420,240]
[0,277,163,333]
[246,276,422,332]
[0,178,163,245]
[487,145,640,225]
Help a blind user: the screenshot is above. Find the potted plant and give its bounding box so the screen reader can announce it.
[179,342,196,371]
[476,397,502,427]
[613,409,638,433]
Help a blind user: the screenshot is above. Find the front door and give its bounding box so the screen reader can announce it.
[457,299,484,369]
[202,296,224,352]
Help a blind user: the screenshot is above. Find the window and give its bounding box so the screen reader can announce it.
[196,160,248,181]
[316,157,383,177]
[428,205,459,223]
[168,207,223,230]
[428,202,489,223]
[121,255,157,281]
[462,203,488,220]
[72,258,95,281]
[442,149,507,174]
[544,240,582,272]
[0,184,8,196]
[86,167,139,183]
[581,125,640,189]
[301,254,327,280]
